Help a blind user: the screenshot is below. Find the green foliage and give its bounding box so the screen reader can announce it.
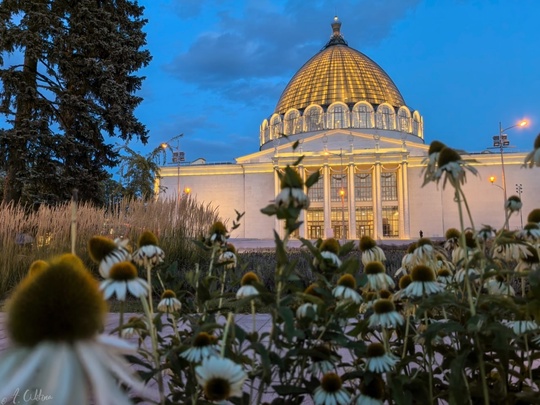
[0,0,151,205]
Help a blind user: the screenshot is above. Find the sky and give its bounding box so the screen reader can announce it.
[3,0,540,164]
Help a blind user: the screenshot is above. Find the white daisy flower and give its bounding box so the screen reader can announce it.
[236,272,261,299]
[443,228,461,252]
[307,346,339,376]
[297,303,318,320]
[356,375,385,405]
[313,373,351,405]
[437,269,454,285]
[88,236,131,278]
[218,245,238,269]
[365,343,399,373]
[454,268,480,284]
[411,238,437,265]
[359,236,386,265]
[195,357,247,402]
[493,239,532,262]
[332,274,362,304]
[368,299,404,329]
[181,332,220,363]
[403,265,445,298]
[363,261,395,291]
[157,289,182,312]
[507,320,539,335]
[0,254,143,405]
[132,245,165,267]
[421,140,446,186]
[206,221,229,246]
[100,262,149,301]
[275,187,310,209]
[516,223,540,242]
[432,146,478,188]
[484,277,515,296]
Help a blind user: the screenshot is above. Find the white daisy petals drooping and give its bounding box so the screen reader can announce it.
[180,332,220,363]
[403,265,445,298]
[132,231,165,267]
[100,262,149,301]
[157,289,182,312]
[195,357,247,402]
[368,299,404,329]
[0,254,143,405]
[363,261,395,291]
[313,373,351,405]
[359,236,386,265]
[332,274,362,304]
[236,272,261,299]
[365,343,399,373]
[88,236,132,278]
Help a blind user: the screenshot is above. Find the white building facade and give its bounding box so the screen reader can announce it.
[159,18,538,241]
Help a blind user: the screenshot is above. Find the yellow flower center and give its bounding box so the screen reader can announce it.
[204,378,231,401]
[8,254,106,346]
[109,262,138,280]
[321,372,342,393]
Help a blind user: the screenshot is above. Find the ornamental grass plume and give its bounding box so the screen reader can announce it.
[359,236,386,265]
[0,254,143,405]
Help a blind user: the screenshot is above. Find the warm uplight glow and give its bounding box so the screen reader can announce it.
[339,189,345,197]
[184,187,191,194]
[489,176,496,184]
[161,143,168,149]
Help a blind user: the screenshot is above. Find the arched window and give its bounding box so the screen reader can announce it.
[352,102,374,128]
[304,105,324,132]
[283,109,302,135]
[397,107,411,133]
[327,103,349,129]
[376,105,395,130]
[261,120,270,144]
[270,114,282,139]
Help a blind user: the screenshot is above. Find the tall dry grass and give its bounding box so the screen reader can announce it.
[0,197,219,299]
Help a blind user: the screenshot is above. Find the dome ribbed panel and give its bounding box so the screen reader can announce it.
[275,45,405,114]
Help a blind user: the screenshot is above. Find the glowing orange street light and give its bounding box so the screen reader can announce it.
[183,187,191,195]
[489,175,496,184]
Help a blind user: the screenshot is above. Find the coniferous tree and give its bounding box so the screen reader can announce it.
[0,0,151,206]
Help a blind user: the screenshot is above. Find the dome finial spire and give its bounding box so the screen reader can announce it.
[323,16,348,49]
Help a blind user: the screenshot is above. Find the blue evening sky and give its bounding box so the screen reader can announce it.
[134,0,539,163]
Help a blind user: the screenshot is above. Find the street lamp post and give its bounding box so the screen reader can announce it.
[516,183,523,228]
[492,120,527,204]
[161,134,185,201]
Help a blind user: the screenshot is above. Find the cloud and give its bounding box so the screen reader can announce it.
[165,0,422,104]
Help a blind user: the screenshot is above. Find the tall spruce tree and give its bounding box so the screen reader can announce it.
[0,0,151,206]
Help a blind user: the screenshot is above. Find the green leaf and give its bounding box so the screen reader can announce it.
[305,171,320,188]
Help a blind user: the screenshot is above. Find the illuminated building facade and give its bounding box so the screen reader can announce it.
[159,18,538,240]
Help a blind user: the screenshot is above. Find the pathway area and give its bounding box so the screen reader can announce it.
[0,312,278,404]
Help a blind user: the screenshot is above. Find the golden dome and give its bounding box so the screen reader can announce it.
[274,18,405,115]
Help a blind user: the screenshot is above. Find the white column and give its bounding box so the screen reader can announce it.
[401,159,410,239]
[323,163,332,238]
[348,162,356,239]
[299,165,307,238]
[273,164,283,238]
[398,166,405,238]
[373,160,382,240]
